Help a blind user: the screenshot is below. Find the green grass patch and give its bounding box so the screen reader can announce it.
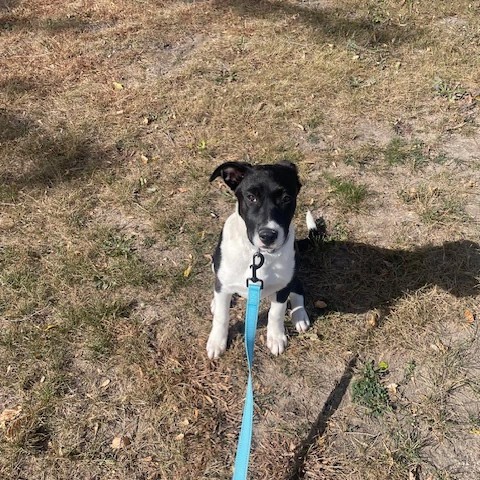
[326,176,369,212]
[433,77,467,102]
[383,138,430,169]
[389,427,425,472]
[352,360,390,416]
[102,232,136,258]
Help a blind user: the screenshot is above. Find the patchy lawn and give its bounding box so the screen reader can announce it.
[1,1,479,479]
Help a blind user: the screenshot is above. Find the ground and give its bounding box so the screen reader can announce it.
[1,1,480,479]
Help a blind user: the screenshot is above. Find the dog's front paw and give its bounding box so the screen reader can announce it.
[291,307,310,333]
[267,330,287,356]
[207,330,227,359]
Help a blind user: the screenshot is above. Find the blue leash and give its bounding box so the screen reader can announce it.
[232,252,264,480]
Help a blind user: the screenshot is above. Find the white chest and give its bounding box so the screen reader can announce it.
[216,213,296,299]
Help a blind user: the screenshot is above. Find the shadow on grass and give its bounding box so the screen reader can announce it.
[0,108,34,141]
[1,111,117,190]
[0,76,47,97]
[0,7,109,33]
[0,0,19,10]
[215,0,420,48]
[301,238,480,314]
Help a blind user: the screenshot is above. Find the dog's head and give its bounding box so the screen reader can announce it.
[210,161,301,252]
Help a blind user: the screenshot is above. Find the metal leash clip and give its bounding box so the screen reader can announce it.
[246,251,265,288]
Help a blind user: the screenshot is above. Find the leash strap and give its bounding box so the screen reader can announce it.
[232,281,262,480]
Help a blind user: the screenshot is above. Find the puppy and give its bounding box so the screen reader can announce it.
[207,161,312,359]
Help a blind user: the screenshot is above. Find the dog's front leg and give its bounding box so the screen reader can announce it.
[266,300,288,355]
[207,291,232,359]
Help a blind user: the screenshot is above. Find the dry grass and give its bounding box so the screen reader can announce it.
[1,0,480,479]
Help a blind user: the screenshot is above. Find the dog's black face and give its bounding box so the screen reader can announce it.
[210,161,301,252]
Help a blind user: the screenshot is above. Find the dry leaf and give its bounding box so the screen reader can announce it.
[314,300,327,309]
[180,418,189,426]
[111,435,131,449]
[183,264,192,278]
[464,309,475,324]
[387,383,398,401]
[0,407,22,428]
[100,378,111,388]
[112,81,124,90]
[175,433,184,441]
[140,154,149,164]
[366,311,380,328]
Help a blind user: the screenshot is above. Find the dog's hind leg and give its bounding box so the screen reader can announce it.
[288,278,310,333]
[207,291,232,359]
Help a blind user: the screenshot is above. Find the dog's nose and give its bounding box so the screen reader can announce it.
[258,228,278,245]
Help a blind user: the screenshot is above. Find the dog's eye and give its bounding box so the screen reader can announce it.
[247,194,257,203]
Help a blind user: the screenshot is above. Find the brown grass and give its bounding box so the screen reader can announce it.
[1,0,480,479]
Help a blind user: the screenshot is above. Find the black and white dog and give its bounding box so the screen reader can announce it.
[207,161,315,359]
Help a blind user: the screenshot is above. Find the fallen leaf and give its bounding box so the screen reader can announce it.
[0,407,22,428]
[464,309,475,324]
[378,360,389,371]
[387,383,398,400]
[366,311,379,328]
[100,378,111,388]
[111,435,131,449]
[175,433,185,441]
[180,418,189,426]
[314,300,327,309]
[183,264,192,278]
[112,81,124,90]
[303,331,321,342]
[140,154,149,164]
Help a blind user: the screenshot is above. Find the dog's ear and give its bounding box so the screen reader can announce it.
[209,162,252,191]
[277,160,301,193]
[277,160,298,172]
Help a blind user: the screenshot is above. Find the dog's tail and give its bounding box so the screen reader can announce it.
[297,210,325,252]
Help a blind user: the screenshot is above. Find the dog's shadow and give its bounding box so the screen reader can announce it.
[302,237,479,315]
[229,234,479,340]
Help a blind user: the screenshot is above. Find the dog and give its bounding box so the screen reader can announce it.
[207,160,316,359]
